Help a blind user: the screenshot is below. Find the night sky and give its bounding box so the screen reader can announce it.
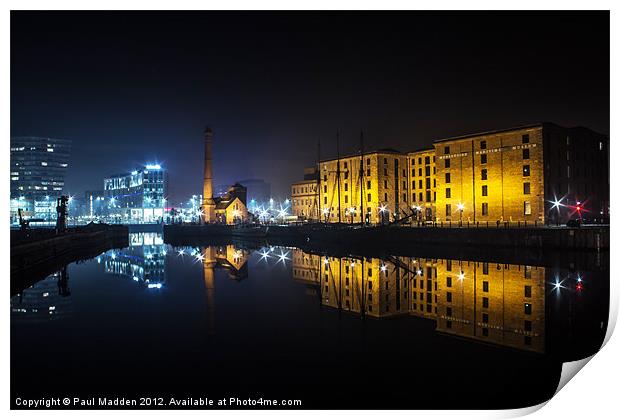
[11,11,609,202]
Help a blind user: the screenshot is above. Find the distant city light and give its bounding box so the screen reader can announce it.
[458,271,465,281]
[145,164,161,170]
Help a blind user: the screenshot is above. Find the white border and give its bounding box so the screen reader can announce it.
[2,2,616,420]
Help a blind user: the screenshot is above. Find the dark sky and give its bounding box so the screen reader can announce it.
[11,11,609,202]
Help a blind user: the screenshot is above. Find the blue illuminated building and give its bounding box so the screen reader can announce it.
[10,136,72,222]
[103,164,168,223]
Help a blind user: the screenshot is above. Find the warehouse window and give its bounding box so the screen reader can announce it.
[445,188,451,198]
[481,203,488,215]
[524,303,532,315]
[444,146,450,154]
[480,140,487,149]
[445,173,451,183]
[445,158,451,169]
[523,182,531,195]
[523,148,530,159]
[523,201,531,215]
[482,185,488,196]
[481,169,487,180]
[525,285,532,298]
[523,165,530,176]
[481,154,487,164]
[445,204,451,217]
[522,134,530,144]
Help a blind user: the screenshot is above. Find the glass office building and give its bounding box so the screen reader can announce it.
[10,136,72,222]
[103,164,168,223]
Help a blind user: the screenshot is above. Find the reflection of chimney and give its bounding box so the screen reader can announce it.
[203,127,216,222]
[202,247,217,335]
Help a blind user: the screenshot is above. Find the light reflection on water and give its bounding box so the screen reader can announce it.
[10,231,609,409]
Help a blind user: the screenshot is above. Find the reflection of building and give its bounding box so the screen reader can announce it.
[293,251,546,352]
[294,249,409,318]
[11,268,73,323]
[103,165,168,223]
[435,259,545,353]
[201,245,250,335]
[98,232,167,287]
[292,250,321,285]
[10,136,71,222]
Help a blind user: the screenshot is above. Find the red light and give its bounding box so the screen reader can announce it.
[576,206,581,211]
[576,284,583,291]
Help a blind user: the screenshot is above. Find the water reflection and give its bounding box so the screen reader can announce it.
[11,266,72,323]
[10,234,609,409]
[97,232,167,288]
[291,249,605,355]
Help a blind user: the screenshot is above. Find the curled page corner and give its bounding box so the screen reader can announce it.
[555,355,595,396]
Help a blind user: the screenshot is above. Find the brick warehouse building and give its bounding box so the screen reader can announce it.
[291,123,608,225]
[434,123,609,224]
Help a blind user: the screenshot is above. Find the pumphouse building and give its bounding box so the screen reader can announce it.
[201,127,249,224]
